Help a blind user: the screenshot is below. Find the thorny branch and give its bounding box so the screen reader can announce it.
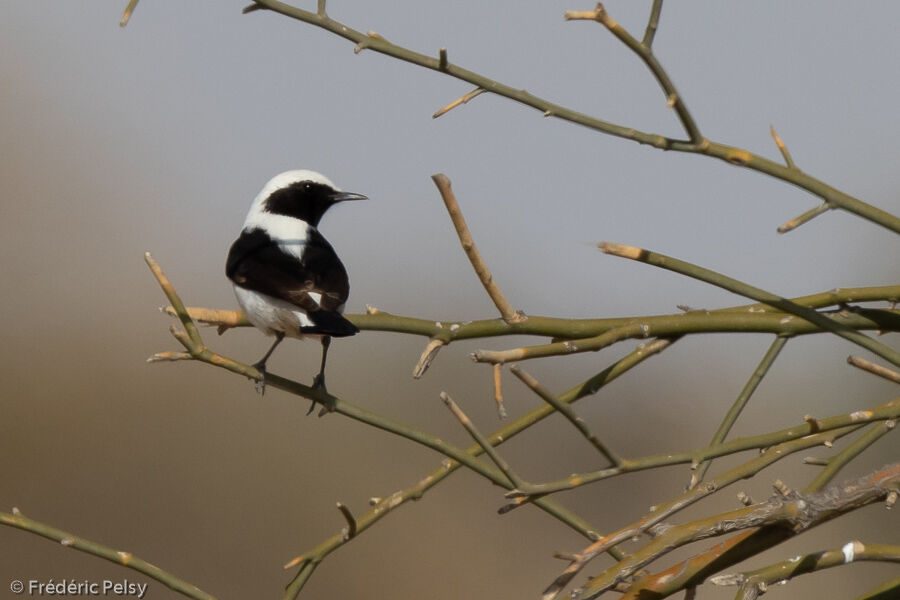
[564,462,900,600]
[231,0,900,234]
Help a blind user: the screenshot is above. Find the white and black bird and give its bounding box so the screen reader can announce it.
[226,170,366,397]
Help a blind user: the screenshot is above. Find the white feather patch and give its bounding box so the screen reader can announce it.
[234,286,318,338]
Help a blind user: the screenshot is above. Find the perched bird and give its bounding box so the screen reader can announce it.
[226,170,366,398]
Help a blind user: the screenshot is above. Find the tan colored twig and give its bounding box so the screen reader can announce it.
[847,355,900,384]
[162,306,249,333]
[119,0,139,26]
[433,87,485,118]
[769,125,797,170]
[431,174,526,324]
[492,364,507,418]
[778,202,832,233]
[413,338,445,379]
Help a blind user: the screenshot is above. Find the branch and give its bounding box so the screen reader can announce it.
[471,307,898,364]
[615,422,899,600]
[431,173,525,324]
[0,508,214,600]
[599,242,900,368]
[690,335,789,488]
[565,2,702,143]
[847,355,900,384]
[641,0,664,48]
[575,462,900,600]
[710,542,900,600]
[509,364,623,466]
[241,0,900,233]
[507,398,900,500]
[541,423,865,600]
[166,284,900,342]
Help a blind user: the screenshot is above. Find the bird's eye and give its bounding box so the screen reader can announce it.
[302,182,313,192]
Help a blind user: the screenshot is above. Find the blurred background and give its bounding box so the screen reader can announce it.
[2,1,898,599]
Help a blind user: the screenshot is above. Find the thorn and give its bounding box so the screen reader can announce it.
[803,414,821,433]
[120,0,140,26]
[769,125,797,169]
[432,87,485,119]
[438,47,448,70]
[493,364,507,419]
[772,479,792,497]
[336,502,357,540]
[413,338,445,379]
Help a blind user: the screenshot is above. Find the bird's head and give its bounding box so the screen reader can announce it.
[247,169,367,228]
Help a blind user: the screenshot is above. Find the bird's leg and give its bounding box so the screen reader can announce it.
[309,335,332,415]
[252,332,284,395]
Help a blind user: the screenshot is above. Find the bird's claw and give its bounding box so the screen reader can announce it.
[252,362,268,395]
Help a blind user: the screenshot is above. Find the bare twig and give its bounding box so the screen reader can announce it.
[642,0,664,48]
[847,355,900,384]
[119,0,139,26]
[509,364,622,466]
[492,364,507,418]
[509,399,900,500]
[433,87,485,118]
[412,338,445,379]
[710,541,900,599]
[778,202,832,234]
[0,509,215,600]
[440,392,523,488]
[565,3,701,143]
[598,242,900,368]
[690,335,789,488]
[431,174,525,324]
[335,502,357,540]
[769,125,797,169]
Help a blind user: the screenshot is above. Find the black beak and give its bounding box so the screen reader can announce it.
[330,191,368,203]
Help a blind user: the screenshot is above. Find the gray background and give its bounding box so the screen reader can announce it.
[2,1,898,599]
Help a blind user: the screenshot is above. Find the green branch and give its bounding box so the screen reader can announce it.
[0,509,214,600]
[242,0,900,233]
[600,242,900,367]
[710,542,900,599]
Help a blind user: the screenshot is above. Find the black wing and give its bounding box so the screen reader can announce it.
[226,227,359,336]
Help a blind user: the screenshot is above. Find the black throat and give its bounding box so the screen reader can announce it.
[263,181,337,227]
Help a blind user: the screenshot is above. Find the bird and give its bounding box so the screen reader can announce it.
[226,170,366,403]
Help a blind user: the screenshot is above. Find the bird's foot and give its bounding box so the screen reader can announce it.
[309,374,334,417]
[251,362,268,395]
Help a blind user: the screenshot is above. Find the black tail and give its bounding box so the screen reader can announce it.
[300,310,359,337]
